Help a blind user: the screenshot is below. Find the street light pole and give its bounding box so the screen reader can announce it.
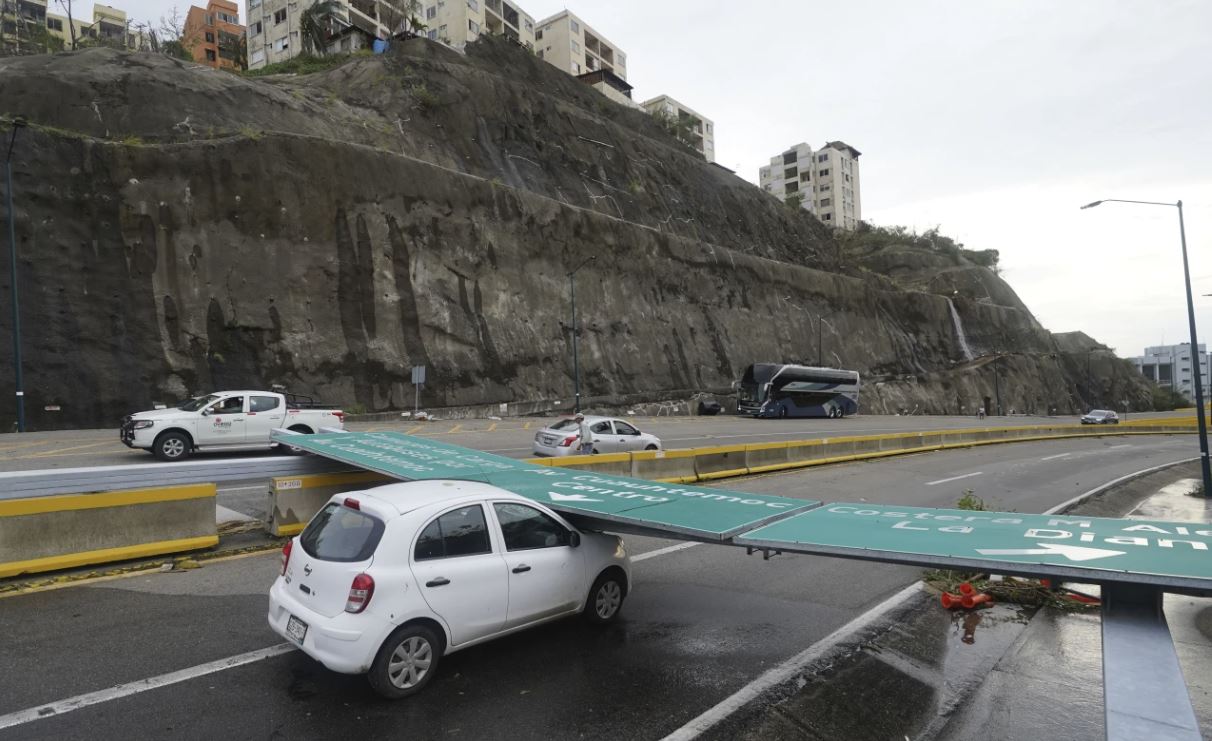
[1082,198,1211,496]
[568,255,596,414]
[5,117,26,433]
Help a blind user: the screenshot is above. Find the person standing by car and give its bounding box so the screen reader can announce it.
[576,412,594,455]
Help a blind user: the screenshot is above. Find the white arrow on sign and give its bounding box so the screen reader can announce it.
[976,543,1127,562]
[548,492,602,503]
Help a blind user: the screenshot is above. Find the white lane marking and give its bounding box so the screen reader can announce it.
[0,544,699,727]
[216,485,268,494]
[1108,444,1132,450]
[1040,453,1071,461]
[633,542,699,562]
[659,583,924,741]
[0,644,295,731]
[924,471,983,486]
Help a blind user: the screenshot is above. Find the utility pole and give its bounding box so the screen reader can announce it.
[1082,198,1212,497]
[5,116,26,433]
[568,255,595,414]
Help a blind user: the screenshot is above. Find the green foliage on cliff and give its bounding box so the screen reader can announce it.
[843,222,1001,270]
[243,51,370,78]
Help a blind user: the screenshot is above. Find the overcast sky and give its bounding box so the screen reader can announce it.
[114,0,1211,358]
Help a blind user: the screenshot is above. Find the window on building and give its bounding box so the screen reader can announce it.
[469,18,479,32]
[439,23,446,34]
[820,184,830,191]
[273,8,286,23]
[817,153,828,162]
[783,167,796,179]
[205,48,216,60]
[799,172,810,183]
[251,48,265,64]
[272,35,288,50]
[205,13,214,25]
[818,169,829,177]
[467,0,477,9]
[426,5,436,18]
[820,197,831,207]
[571,61,580,73]
[782,151,796,165]
[428,28,437,39]
[618,52,625,65]
[570,19,579,33]
[785,181,799,193]
[47,17,63,30]
[535,28,542,40]
[250,20,262,34]
[823,213,832,221]
[249,0,260,7]
[205,31,215,42]
[571,40,579,52]
[219,11,238,23]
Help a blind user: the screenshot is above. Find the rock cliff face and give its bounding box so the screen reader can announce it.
[0,40,1152,429]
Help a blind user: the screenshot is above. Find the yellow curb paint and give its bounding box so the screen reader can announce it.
[0,535,220,579]
[276,523,306,537]
[0,484,216,517]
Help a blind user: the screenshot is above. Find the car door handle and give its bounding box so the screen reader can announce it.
[512,565,531,574]
[425,578,450,587]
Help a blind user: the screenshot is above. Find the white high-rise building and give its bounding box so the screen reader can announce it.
[640,95,714,162]
[758,141,862,230]
[533,10,626,80]
[1130,343,1211,402]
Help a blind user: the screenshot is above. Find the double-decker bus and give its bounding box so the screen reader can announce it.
[736,364,861,418]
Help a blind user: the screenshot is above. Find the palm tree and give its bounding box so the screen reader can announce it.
[299,0,342,55]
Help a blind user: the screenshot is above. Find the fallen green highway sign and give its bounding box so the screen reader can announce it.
[735,503,1212,593]
[271,431,819,540]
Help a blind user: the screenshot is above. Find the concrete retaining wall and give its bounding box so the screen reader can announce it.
[270,471,395,536]
[0,484,218,578]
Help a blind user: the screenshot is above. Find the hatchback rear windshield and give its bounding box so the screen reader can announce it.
[300,503,385,562]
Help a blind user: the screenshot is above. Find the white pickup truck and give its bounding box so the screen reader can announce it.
[120,390,345,461]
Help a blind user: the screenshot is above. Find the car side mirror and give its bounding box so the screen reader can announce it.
[201,409,210,416]
[569,531,581,548]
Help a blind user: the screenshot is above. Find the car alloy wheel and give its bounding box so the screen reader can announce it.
[388,636,433,690]
[162,438,185,457]
[595,580,621,619]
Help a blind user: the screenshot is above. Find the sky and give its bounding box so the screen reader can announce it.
[112,0,1211,358]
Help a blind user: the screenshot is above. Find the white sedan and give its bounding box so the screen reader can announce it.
[531,415,663,457]
[268,480,631,698]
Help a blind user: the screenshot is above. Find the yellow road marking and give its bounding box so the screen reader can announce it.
[23,440,114,458]
[486,423,498,432]
[524,422,531,429]
[448,424,463,433]
[406,425,422,434]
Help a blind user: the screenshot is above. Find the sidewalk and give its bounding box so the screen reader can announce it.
[935,468,1212,740]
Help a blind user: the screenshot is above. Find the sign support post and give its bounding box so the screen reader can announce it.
[411,365,426,413]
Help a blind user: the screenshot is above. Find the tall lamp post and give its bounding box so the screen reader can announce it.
[5,117,26,433]
[568,255,596,414]
[1082,198,1210,496]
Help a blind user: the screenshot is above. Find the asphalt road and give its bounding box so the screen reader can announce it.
[0,435,1200,740]
[0,410,1183,472]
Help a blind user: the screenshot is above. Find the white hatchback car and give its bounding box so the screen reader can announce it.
[268,480,631,698]
[531,415,663,457]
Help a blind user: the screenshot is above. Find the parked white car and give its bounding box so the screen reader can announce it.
[531,415,663,457]
[120,390,344,461]
[268,480,631,698]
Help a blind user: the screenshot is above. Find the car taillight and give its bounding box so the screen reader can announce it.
[559,435,578,447]
[345,573,375,614]
[344,497,360,510]
[280,539,293,576]
[333,410,345,423]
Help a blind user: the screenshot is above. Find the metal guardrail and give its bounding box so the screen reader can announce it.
[0,456,351,499]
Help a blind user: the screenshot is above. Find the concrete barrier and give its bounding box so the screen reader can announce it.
[693,444,750,480]
[0,484,218,579]
[631,448,700,483]
[542,452,633,477]
[269,471,395,537]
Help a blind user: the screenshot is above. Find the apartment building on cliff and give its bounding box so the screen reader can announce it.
[423,0,535,49]
[759,140,862,229]
[182,0,244,69]
[1,0,148,54]
[640,94,715,162]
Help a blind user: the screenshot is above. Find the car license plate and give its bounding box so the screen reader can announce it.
[286,615,308,644]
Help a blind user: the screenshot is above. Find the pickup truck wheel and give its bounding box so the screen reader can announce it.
[645,444,658,451]
[153,431,191,462]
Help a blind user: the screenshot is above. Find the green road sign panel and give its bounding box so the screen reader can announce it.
[275,430,530,478]
[272,431,818,540]
[735,503,1212,592]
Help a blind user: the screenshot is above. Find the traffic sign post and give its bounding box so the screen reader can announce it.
[410,365,426,412]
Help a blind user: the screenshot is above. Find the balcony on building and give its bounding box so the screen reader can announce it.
[17,0,47,24]
[345,0,379,37]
